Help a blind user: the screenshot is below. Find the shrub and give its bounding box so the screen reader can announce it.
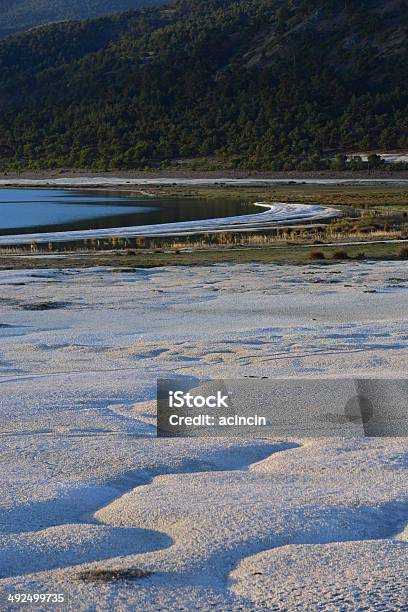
[310,250,325,260]
[331,249,349,259]
[399,246,408,259]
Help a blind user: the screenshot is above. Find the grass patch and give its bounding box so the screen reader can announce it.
[158,184,408,212]
[2,240,408,270]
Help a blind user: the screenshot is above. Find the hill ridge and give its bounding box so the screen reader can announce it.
[0,0,407,171]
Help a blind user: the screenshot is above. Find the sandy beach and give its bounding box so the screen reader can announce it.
[0,260,407,609]
[0,169,408,183]
[1,175,408,189]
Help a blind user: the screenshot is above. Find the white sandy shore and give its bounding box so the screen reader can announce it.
[0,202,338,245]
[1,177,408,187]
[1,261,408,609]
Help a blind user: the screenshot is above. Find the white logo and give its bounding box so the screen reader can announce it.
[169,390,230,409]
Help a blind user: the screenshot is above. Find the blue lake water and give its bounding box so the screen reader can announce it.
[0,189,255,235]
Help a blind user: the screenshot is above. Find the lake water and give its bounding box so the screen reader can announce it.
[0,189,256,235]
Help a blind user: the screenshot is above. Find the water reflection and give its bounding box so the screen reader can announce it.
[0,189,256,235]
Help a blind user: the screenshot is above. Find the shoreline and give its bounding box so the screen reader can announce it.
[0,203,338,246]
[0,170,408,188]
[1,178,407,262]
[1,168,408,178]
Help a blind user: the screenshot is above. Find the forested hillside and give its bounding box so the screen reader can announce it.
[0,0,164,38]
[0,0,407,171]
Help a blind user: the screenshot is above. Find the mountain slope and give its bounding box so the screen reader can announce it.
[0,0,407,170]
[0,0,165,39]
